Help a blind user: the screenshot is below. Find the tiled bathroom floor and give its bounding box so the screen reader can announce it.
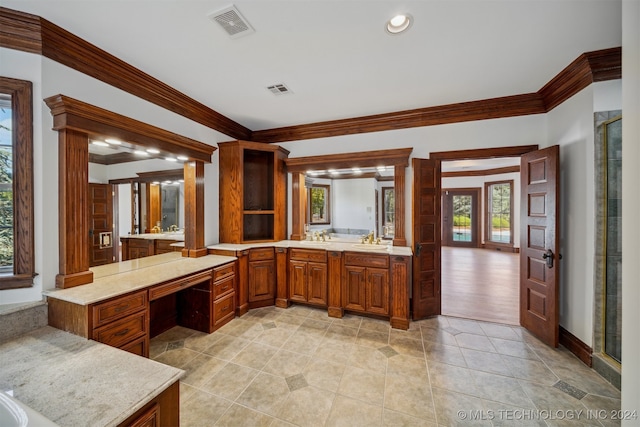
[150,305,621,426]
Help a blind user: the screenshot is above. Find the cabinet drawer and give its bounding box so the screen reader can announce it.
[155,239,178,254]
[93,311,147,348]
[344,252,389,268]
[290,248,327,263]
[149,270,212,300]
[214,275,235,299]
[120,335,149,358]
[214,292,236,324]
[92,290,147,328]
[213,262,236,282]
[249,247,274,261]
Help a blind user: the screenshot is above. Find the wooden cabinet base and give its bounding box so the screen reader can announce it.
[327,306,344,318]
[117,381,179,427]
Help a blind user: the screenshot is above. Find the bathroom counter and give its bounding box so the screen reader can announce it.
[208,239,413,256]
[44,252,237,305]
[0,326,183,427]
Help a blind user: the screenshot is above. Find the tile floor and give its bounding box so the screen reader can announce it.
[150,305,621,426]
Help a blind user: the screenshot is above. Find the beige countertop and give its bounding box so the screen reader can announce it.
[120,233,184,241]
[208,239,414,256]
[0,326,183,427]
[44,253,237,305]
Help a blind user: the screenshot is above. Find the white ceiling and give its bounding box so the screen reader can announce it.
[4,0,622,132]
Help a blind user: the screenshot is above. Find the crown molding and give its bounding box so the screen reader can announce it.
[1,7,621,144]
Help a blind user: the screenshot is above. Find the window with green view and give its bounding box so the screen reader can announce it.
[0,95,13,273]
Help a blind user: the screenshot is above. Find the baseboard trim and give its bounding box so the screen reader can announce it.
[559,325,593,367]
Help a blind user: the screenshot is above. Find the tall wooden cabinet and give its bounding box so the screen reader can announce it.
[218,140,289,243]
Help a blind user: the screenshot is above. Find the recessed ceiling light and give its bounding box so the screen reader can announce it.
[92,141,109,147]
[105,138,122,145]
[386,14,412,34]
[177,155,189,161]
[165,157,177,162]
[377,166,387,171]
[352,168,362,174]
[152,181,160,185]
[146,148,160,154]
[328,169,339,175]
[134,150,149,156]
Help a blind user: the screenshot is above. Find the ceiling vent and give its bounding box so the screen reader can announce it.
[209,5,254,39]
[267,83,292,96]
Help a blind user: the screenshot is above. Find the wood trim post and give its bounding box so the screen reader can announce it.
[183,161,206,257]
[327,251,344,318]
[275,247,289,308]
[390,255,411,330]
[393,164,407,246]
[290,173,306,240]
[56,129,93,288]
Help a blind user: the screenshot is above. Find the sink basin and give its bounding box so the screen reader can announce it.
[351,243,387,250]
[299,240,330,245]
[0,392,58,427]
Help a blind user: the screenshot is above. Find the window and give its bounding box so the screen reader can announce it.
[0,77,35,289]
[382,187,395,238]
[485,180,513,246]
[308,184,330,224]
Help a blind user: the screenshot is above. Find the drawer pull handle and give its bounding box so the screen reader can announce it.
[221,286,229,291]
[114,305,130,313]
[221,305,230,312]
[114,328,130,337]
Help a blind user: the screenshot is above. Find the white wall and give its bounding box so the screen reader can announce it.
[621,0,640,421]
[442,172,521,248]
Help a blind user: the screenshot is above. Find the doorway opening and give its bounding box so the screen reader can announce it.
[440,157,521,325]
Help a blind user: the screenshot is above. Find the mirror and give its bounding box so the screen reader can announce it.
[304,167,394,240]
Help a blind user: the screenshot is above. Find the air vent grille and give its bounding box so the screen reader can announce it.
[209,6,254,39]
[267,83,292,96]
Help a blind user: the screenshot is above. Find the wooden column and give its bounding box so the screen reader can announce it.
[390,255,411,330]
[327,250,343,318]
[148,183,161,231]
[290,172,307,240]
[236,250,249,316]
[183,161,206,257]
[393,164,407,247]
[56,129,93,288]
[275,247,289,308]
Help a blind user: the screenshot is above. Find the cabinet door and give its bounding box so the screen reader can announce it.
[289,260,308,303]
[248,260,275,302]
[343,265,366,312]
[307,262,328,306]
[366,267,390,315]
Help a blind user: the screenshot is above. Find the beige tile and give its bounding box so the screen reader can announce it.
[501,355,560,385]
[180,388,232,426]
[149,340,167,359]
[421,326,459,346]
[360,316,391,333]
[446,317,486,335]
[431,387,491,426]
[456,332,498,353]
[329,313,362,329]
[337,365,385,405]
[428,361,478,395]
[389,326,423,342]
[274,313,307,330]
[489,336,541,360]
[231,341,279,370]
[152,346,199,369]
[547,362,621,400]
[201,362,259,400]
[424,341,468,368]
[253,326,295,348]
[203,334,251,361]
[179,382,198,401]
[180,353,227,387]
[314,339,355,365]
[236,372,291,415]
[355,328,389,348]
[183,330,224,352]
[281,330,324,355]
[245,306,282,321]
[325,395,383,427]
[284,304,316,317]
[307,308,333,321]
[470,370,536,409]
[518,380,586,412]
[416,315,450,331]
[461,347,514,376]
[304,358,346,393]
[275,386,335,426]
[324,324,359,343]
[263,348,311,378]
[384,371,436,421]
[347,344,388,374]
[479,322,523,341]
[383,409,437,426]
[481,401,548,426]
[386,354,428,379]
[217,318,265,340]
[389,334,425,358]
[214,403,275,426]
[153,325,197,342]
[580,394,622,427]
[299,318,332,334]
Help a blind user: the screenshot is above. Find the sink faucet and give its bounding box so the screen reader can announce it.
[151,225,161,233]
[168,224,179,232]
[367,231,374,244]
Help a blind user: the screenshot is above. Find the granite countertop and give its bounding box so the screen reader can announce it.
[44,253,237,305]
[0,326,183,427]
[208,239,414,256]
[120,233,184,241]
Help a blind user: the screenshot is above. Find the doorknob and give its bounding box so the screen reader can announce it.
[416,243,422,256]
[542,249,555,268]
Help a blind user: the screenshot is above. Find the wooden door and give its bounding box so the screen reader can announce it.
[289,260,308,302]
[366,267,389,315]
[89,183,114,267]
[412,158,441,319]
[248,260,275,302]
[343,266,366,311]
[520,145,560,347]
[307,262,328,305]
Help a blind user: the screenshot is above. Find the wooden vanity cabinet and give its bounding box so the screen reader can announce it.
[90,290,150,357]
[248,248,275,307]
[121,238,154,261]
[289,248,328,306]
[218,140,289,243]
[343,252,390,316]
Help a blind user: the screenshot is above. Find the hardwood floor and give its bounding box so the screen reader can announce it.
[441,246,519,325]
